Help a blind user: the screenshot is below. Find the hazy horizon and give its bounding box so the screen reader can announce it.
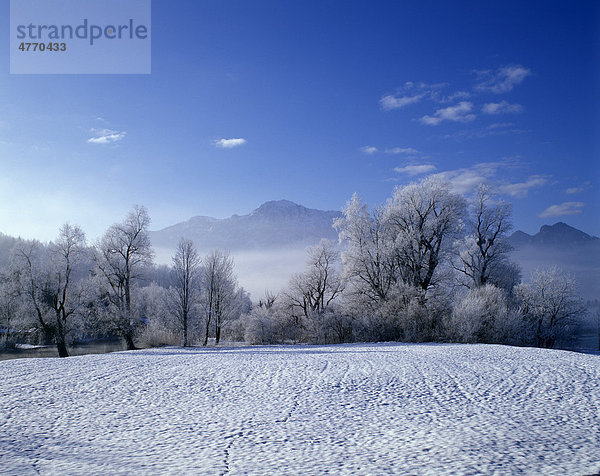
[3,197,599,245]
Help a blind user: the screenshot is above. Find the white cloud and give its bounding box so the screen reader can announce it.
[439,91,471,103]
[420,101,476,126]
[475,65,531,93]
[487,122,515,130]
[215,138,247,148]
[87,128,126,144]
[379,82,449,110]
[482,101,523,114]
[380,83,471,111]
[539,202,585,218]
[380,94,424,110]
[430,160,545,196]
[394,164,436,176]
[385,147,419,155]
[360,146,378,155]
[565,181,591,194]
[432,168,492,194]
[498,175,549,198]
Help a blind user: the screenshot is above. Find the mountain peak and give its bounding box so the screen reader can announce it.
[253,199,302,212]
[150,200,342,251]
[250,200,312,218]
[537,222,596,244]
[510,222,598,247]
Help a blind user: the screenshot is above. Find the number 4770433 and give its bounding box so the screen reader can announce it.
[18,42,66,52]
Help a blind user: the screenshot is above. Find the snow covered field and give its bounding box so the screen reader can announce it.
[1,343,599,475]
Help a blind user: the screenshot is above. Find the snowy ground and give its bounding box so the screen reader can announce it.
[1,343,599,475]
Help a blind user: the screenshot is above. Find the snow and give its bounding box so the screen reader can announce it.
[1,343,599,475]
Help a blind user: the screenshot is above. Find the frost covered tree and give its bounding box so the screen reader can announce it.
[243,306,281,344]
[334,194,396,304]
[282,240,347,343]
[10,225,89,357]
[258,290,277,310]
[96,206,154,350]
[336,178,465,303]
[10,240,55,345]
[134,283,177,347]
[171,238,201,346]
[45,224,89,357]
[455,184,519,290]
[448,285,522,344]
[286,240,343,318]
[199,250,240,345]
[385,177,466,293]
[515,267,585,348]
[335,178,465,341]
[0,271,20,349]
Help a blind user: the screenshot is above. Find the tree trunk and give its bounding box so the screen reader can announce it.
[3,323,10,350]
[41,326,54,346]
[215,325,221,345]
[203,319,210,346]
[55,318,68,357]
[183,310,188,347]
[56,338,69,358]
[124,331,137,350]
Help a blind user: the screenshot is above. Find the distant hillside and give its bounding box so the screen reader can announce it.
[0,233,18,268]
[150,208,600,300]
[510,222,599,247]
[509,222,600,300]
[149,200,342,252]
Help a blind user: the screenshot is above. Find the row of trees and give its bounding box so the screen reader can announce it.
[0,207,249,357]
[236,179,585,349]
[0,177,587,356]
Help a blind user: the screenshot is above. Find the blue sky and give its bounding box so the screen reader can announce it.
[0,0,598,241]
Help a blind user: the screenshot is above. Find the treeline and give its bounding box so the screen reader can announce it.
[0,178,587,357]
[240,179,585,348]
[0,207,250,357]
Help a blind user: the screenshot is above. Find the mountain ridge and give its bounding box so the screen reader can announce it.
[149,200,342,252]
[509,222,599,248]
[149,203,599,300]
[151,201,599,252]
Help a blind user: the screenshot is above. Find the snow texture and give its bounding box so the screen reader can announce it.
[1,343,599,475]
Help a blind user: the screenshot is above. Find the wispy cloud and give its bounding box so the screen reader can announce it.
[430,161,512,194]
[487,122,515,130]
[380,81,449,110]
[394,164,436,176]
[360,145,378,155]
[565,181,591,194]
[442,123,527,140]
[539,201,585,218]
[432,166,494,194]
[214,138,247,148]
[438,91,471,103]
[498,175,549,198]
[385,147,419,155]
[482,101,523,114]
[380,94,425,110]
[420,101,476,126]
[429,160,546,197]
[87,128,126,144]
[475,65,531,93]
